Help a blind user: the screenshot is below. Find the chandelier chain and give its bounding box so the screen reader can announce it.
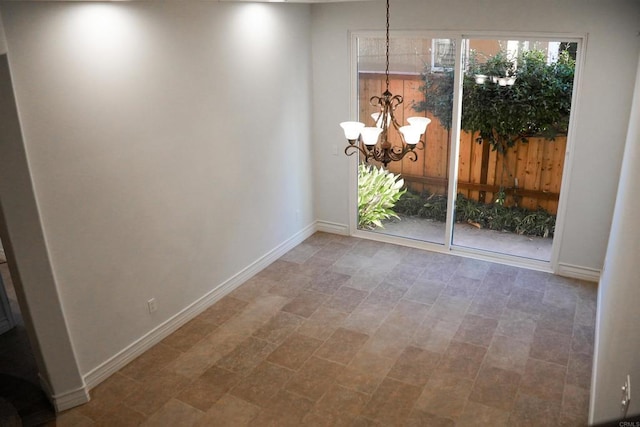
[385,0,390,91]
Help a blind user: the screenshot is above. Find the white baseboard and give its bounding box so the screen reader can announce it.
[39,374,90,412]
[315,220,349,236]
[82,223,317,393]
[556,262,601,282]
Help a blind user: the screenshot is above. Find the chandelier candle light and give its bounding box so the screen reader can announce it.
[340,0,431,168]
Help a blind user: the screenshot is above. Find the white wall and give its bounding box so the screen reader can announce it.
[590,53,640,424]
[0,0,313,384]
[311,0,640,274]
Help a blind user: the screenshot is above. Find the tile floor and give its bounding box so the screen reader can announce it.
[51,232,596,426]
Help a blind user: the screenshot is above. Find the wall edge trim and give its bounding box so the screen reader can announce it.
[39,374,90,412]
[557,262,600,282]
[316,220,349,235]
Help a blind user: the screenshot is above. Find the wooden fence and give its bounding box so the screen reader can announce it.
[359,73,566,214]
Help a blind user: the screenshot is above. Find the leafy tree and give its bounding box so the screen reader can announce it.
[414,48,575,154]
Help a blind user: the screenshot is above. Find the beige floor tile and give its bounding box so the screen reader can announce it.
[315,328,369,365]
[196,394,260,427]
[363,327,412,360]
[298,254,335,278]
[404,279,446,305]
[377,300,430,337]
[571,323,595,355]
[506,288,545,315]
[428,293,473,323]
[266,333,323,370]
[78,373,141,421]
[561,384,590,423]
[307,271,351,295]
[453,314,499,347]
[436,340,487,380]
[267,273,312,298]
[119,343,182,382]
[141,399,203,427]
[543,283,578,311]
[468,365,522,411]
[285,357,345,401]
[255,260,303,282]
[468,292,509,319]
[341,302,391,335]
[457,401,510,426]
[484,334,530,374]
[175,366,240,411]
[530,326,571,366]
[162,329,245,379]
[219,295,290,337]
[412,316,459,354]
[315,383,369,416]
[519,358,566,401]
[215,336,277,375]
[414,371,473,420]
[281,290,329,318]
[323,286,368,313]
[495,308,538,343]
[509,393,561,426]
[248,390,313,427]
[404,409,455,427]
[566,351,593,389]
[160,317,215,352]
[229,361,293,407]
[360,377,421,425]
[54,411,96,427]
[94,402,146,427]
[198,296,249,326]
[335,365,386,395]
[537,304,576,336]
[227,276,274,303]
[252,311,305,345]
[297,306,348,340]
[386,345,440,386]
[125,372,191,416]
[302,409,356,427]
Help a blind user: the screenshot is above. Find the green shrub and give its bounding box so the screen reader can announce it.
[395,190,556,238]
[358,164,406,229]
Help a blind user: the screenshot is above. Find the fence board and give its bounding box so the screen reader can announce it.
[486,142,498,204]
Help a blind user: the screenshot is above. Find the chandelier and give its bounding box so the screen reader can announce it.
[340,0,431,168]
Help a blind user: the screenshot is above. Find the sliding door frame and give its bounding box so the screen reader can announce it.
[348,30,587,274]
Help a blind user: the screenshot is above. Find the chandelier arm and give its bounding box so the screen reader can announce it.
[344,143,369,160]
[370,95,383,107]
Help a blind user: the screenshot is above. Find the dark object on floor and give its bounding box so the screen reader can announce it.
[0,374,56,426]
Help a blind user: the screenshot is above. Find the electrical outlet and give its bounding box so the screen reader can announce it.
[147,298,157,314]
[622,374,631,418]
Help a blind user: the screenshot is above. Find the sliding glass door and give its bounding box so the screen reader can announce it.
[355,35,456,246]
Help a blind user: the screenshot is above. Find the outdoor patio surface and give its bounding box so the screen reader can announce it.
[377,215,553,262]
